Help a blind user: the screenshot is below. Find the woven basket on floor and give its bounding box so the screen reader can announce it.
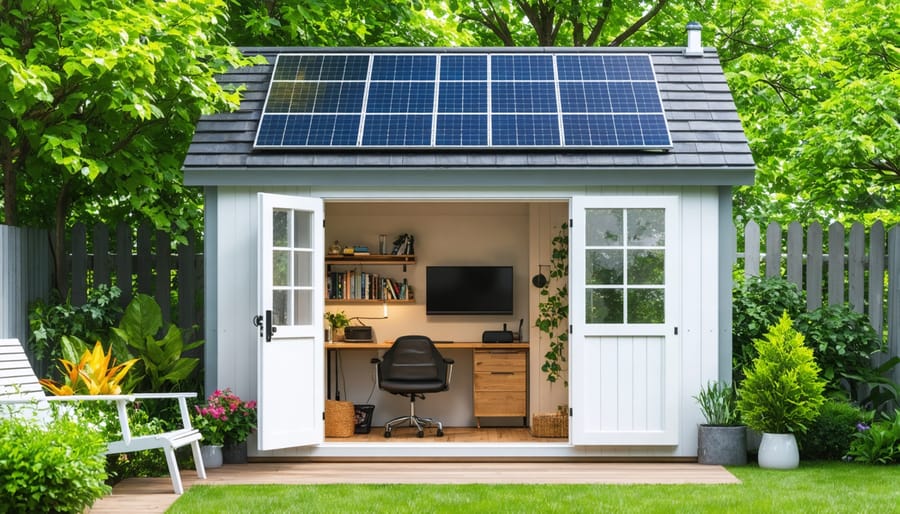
[325,400,355,437]
[530,413,568,438]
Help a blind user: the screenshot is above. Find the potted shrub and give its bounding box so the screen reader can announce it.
[737,312,826,469]
[694,380,746,465]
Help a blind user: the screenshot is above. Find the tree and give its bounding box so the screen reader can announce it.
[0,0,261,291]
[444,0,671,46]
[725,0,900,225]
[225,0,466,47]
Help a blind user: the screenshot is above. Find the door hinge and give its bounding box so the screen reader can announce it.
[569,407,573,417]
[674,326,678,335]
[323,218,326,227]
[568,218,573,229]
[569,324,573,334]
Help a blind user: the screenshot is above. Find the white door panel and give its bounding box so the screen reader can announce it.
[570,196,680,445]
[257,193,324,450]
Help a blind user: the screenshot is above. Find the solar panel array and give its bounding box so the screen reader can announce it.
[255,53,672,149]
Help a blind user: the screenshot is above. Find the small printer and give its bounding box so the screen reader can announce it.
[343,326,374,342]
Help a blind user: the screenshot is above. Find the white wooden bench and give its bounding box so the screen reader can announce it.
[0,338,206,495]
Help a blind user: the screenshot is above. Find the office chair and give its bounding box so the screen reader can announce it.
[371,335,454,438]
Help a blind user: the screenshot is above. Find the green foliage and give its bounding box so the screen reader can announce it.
[794,304,883,400]
[727,0,900,225]
[732,276,806,384]
[0,0,261,253]
[110,294,203,393]
[844,357,900,414]
[694,381,740,426]
[0,413,110,513]
[536,223,568,386]
[737,312,826,434]
[225,0,461,47]
[798,399,866,460]
[848,410,900,465]
[27,285,123,370]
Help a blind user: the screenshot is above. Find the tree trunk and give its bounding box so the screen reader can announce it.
[51,181,73,296]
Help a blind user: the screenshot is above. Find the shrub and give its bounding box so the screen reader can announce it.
[28,284,122,369]
[847,410,900,464]
[798,399,866,460]
[795,304,882,400]
[732,276,805,384]
[0,412,110,513]
[737,312,826,434]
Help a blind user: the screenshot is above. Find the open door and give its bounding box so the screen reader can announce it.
[257,193,324,450]
[569,196,681,445]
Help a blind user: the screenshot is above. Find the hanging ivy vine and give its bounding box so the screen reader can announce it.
[536,222,569,386]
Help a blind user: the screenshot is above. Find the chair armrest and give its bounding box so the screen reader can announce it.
[45,395,135,402]
[443,358,455,365]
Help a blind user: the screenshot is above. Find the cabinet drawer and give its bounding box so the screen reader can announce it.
[474,349,526,372]
[474,391,526,417]
[474,371,525,391]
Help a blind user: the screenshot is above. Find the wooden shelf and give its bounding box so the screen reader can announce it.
[325,255,416,265]
[326,299,414,305]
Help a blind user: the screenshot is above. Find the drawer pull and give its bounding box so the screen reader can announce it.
[491,371,516,375]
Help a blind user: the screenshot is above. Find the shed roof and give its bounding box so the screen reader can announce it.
[183,47,754,187]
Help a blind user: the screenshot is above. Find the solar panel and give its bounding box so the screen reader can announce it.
[255,52,672,149]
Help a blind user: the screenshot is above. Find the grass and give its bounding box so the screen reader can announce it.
[167,462,900,513]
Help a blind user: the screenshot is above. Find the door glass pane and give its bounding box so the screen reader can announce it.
[293,290,313,325]
[273,250,290,286]
[627,208,664,246]
[628,289,664,323]
[586,209,623,246]
[273,209,290,247]
[586,249,623,285]
[586,288,623,323]
[628,249,664,285]
[293,211,313,249]
[272,290,289,325]
[293,251,313,287]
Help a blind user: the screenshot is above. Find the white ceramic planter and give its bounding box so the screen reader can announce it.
[200,445,223,468]
[757,433,799,469]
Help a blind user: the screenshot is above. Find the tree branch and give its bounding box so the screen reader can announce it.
[584,0,613,46]
[608,0,668,47]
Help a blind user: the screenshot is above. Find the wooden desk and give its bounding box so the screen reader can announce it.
[326,341,529,426]
[327,341,529,350]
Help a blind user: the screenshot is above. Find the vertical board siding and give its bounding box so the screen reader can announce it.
[0,226,51,350]
[739,220,899,370]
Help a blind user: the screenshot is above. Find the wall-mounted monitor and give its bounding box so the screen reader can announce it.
[426,266,514,315]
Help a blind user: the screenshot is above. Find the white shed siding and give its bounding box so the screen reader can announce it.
[208,185,721,458]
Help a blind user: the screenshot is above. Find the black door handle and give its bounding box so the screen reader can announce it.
[265,310,277,342]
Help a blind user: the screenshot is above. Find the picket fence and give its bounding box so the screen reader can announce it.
[738,220,900,381]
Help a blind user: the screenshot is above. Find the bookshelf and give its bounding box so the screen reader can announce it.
[325,255,416,304]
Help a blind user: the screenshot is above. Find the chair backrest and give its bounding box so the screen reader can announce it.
[380,335,447,383]
[0,338,51,420]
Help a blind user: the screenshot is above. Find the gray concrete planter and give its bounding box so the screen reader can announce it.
[697,425,748,465]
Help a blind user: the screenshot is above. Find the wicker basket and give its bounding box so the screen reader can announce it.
[530,413,568,438]
[325,400,355,437]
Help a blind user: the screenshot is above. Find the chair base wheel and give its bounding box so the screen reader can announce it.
[417,430,424,438]
[436,428,444,437]
[384,430,392,438]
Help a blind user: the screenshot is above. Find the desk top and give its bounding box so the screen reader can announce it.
[327,341,529,350]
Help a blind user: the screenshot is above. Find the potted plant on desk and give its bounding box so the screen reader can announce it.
[694,380,746,465]
[325,311,351,342]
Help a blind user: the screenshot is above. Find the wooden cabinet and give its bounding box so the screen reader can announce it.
[473,348,527,427]
[325,255,415,304]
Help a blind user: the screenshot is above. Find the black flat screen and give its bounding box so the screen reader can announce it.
[426,266,513,315]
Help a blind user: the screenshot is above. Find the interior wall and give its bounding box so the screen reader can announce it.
[325,201,548,427]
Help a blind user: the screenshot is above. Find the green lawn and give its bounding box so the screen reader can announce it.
[168,462,900,513]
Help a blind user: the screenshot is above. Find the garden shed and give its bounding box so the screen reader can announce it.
[183,29,754,459]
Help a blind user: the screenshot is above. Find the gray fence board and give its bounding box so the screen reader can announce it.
[739,220,899,379]
[0,225,51,349]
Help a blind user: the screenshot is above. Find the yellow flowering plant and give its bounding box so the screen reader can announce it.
[39,341,138,395]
